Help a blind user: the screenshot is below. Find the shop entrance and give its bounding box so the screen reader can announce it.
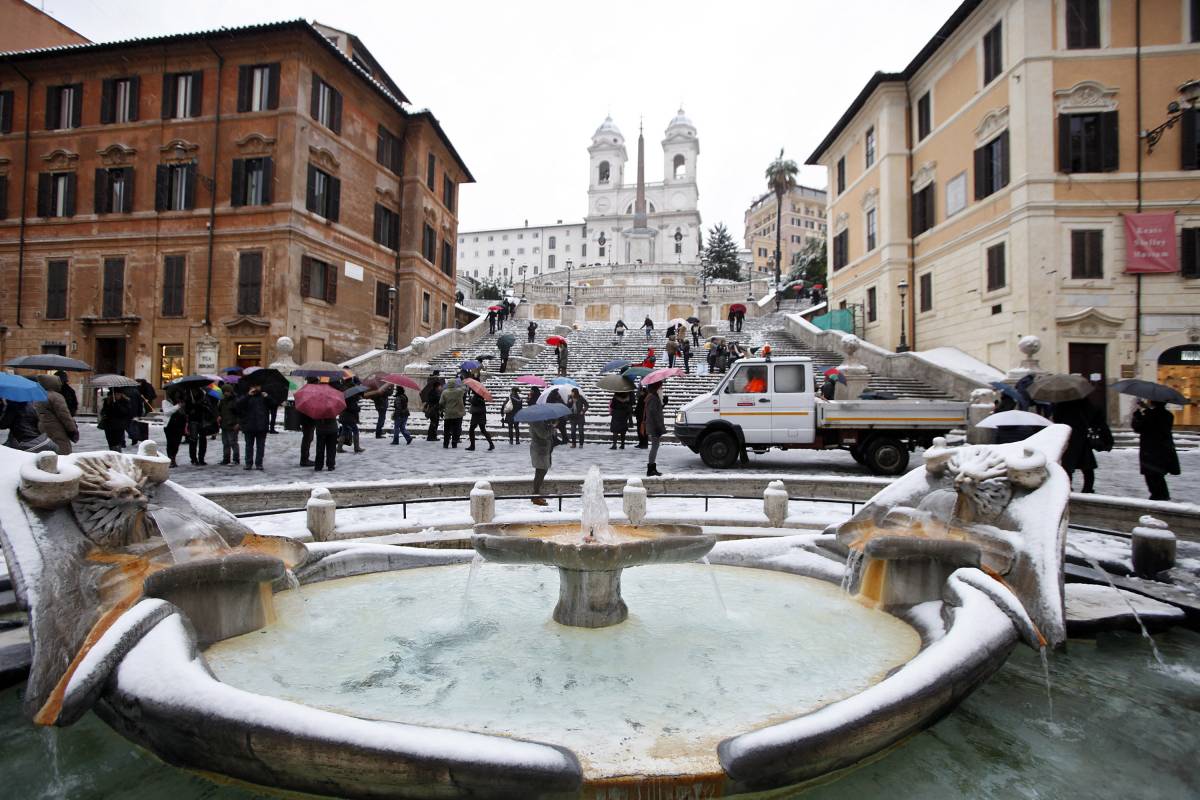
[1068,342,1107,419]
[95,337,127,375]
[1157,345,1200,430]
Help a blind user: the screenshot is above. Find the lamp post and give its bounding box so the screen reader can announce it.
[700,269,709,305]
[385,285,398,350]
[1142,79,1200,153]
[564,259,574,305]
[674,229,683,264]
[519,264,528,301]
[896,279,910,353]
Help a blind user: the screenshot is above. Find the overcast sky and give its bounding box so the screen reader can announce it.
[44,0,961,241]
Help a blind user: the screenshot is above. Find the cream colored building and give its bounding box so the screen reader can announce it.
[808,0,1200,425]
[744,185,827,276]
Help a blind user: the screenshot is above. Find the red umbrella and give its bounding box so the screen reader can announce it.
[294,383,346,420]
[489,305,504,312]
[823,367,842,377]
[515,375,548,387]
[545,335,567,346]
[462,378,492,402]
[813,284,824,290]
[382,373,422,391]
[730,303,747,313]
[642,367,684,386]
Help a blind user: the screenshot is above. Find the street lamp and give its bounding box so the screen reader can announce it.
[1142,79,1200,153]
[674,229,683,264]
[896,279,910,353]
[519,264,528,301]
[700,269,709,305]
[385,285,398,350]
[564,259,574,305]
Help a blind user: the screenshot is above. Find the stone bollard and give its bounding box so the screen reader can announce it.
[306,488,337,542]
[1131,515,1176,580]
[763,480,789,528]
[967,388,999,444]
[134,440,172,484]
[623,478,647,526]
[521,342,543,359]
[470,480,495,524]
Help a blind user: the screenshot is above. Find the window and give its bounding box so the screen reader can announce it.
[866,207,877,251]
[442,241,453,276]
[300,255,336,303]
[1182,228,1200,278]
[974,131,1010,199]
[421,291,431,324]
[237,251,263,315]
[374,204,399,249]
[443,174,455,210]
[377,125,402,174]
[155,162,196,212]
[1193,0,1200,42]
[232,157,273,207]
[45,259,68,319]
[37,172,76,218]
[309,74,342,133]
[917,92,932,140]
[986,242,1006,291]
[1070,230,1104,279]
[305,164,340,221]
[912,184,935,236]
[866,287,878,323]
[1066,0,1100,49]
[426,153,436,189]
[1059,112,1118,173]
[161,255,185,316]
[102,257,124,317]
[99,77,139,124]
[375,281,391,317]
[832,229,849,270]
[836,157,846,193]
[94,167,133,214]
[548,254,556,269]
[549,236,557,249]
[919,272,933,313]
[726,365,769,394]
[160,344,185,387]
[46,83,81,129]
[162,71,202,119]
[0,90,13,134]
[1182,109,1198,170]
[598,160,610,183]
[864,127,875,168]
[236,64,279,112]
[420,223,437,263]
[673,154,686,179]
[773,365,806,393]
[983,22,1003,84]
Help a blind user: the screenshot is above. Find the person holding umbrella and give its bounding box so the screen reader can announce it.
[1051,398,1103,493]
[421,372,444,441]
[217,384,241,466]
[465,385,495,451]
[338,388,366,454]
[184,387,216,465]
[235,383,277,470]
[369,383,393,439]
[514,403,568,506]
[567,387,589,448]
[32,374,78,455]
[556,342,569,377]
[487,308,497,334]
[728,307,737,332]
[497,334,515,373]
[666,337,679,369]
[609,390,633,449]
[439,379,466,448]
[294,382,345,472]
[54,370,78,416]
[390,385,414,445]
[99,388,134,452]
[501,386,523,444]
[527,320,538,344]
[642,382,666,477]
[1132,400,1180,501]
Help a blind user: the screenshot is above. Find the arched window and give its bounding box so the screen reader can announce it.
[673,154,686,179]
[674,228,683,254]
[598,161,610,184]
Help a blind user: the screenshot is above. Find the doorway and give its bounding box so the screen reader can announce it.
[95,337,127,375]
[1068,342,1107,418]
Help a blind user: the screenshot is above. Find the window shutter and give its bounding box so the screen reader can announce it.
[0,175,7,220]
[1057,115,1072,173]
[230,159,245,207]
[161,73,175,119]
[185,162,197,210]
[373,204,382,244]
[300,256,312,298]
[100,79,114,124]
[236,66,251,112]
[1100,111,1119,172]
[63,173,76,217]
[325,260,338,304]
[261,157,273,205]
[154,164,169,211]
[267,63,280,109]
[305,164,317,212]
[998,130,1010,188]
[0,90,13,133]
[189,70,203,116]
[328,177,341,222]
[1182,109,1197,170]
[121,167,135,212]
[1181,230,1198,279]
[94,168,109,213]
[45,85,58,129]
[37,173,50,216]
[310,74,320,120]
[392,211,400,250]
[127,76,140,122]
[973,146,986,200]
[377,125,386,164]
[331,89,343,134]
[70,83,82,128]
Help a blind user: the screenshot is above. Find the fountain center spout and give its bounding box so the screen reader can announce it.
[579,465,614,544]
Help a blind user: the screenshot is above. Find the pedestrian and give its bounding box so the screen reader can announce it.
[235,384,276,470]
[820,371,840,400]
[337,393,365,454]
[184,387,215,465]
[568,388,589,447]
[666,337,679,369]
[527,320,538,344]
[498,338,512,373]
[634,387,648,449]
[1052,398,1105,493]
[643,382,666,477]
[548,388,570,444]
[33,374,78,455]
[313,414,338,472]
[528,418,556,506]
[1131,400,1180,501]
[439,379,466,448]
[609,391,632,449]
[487,309,497,334]
[614,319,627,343]
[54,370,78,416]
[681,338,692,373]
[125,382,150,446]
[736,310,745,332]
[135,377,157,412]
[162,390,186,467]
[298,377,318,466]
[501,386,523,444]
[391,388,413,445]
[371,385,393,438]
[666,323,677,340]
[217,384,241,466]
[642,316,654,340]
[1,401,53,452]
[497,304,508,328]
[99,388,133,451]
[690,322,701,348]
[421,373,444,441]
[728,308,736,331]
[556,342,569,377]
[642,347,657,369]
[465,389,495,450]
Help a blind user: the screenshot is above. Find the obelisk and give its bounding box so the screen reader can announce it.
[624,119,657,263]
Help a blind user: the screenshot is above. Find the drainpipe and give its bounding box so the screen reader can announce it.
[203,41,225,329]
[11,64,33,328]
[1134,0,1143,359]
[904,84,916,352]
[392,121,409,349]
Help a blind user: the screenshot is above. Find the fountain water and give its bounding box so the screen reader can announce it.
[700,556,730,617]
[148,506,231,563]
[1071,547,1166,666]
[579,465,615,543]
[460,553,483,620]
[1038,646,1055,720]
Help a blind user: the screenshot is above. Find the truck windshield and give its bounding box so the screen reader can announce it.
[726,365,768,393]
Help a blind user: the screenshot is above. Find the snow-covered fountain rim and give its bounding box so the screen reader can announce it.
[92,538,1026,796]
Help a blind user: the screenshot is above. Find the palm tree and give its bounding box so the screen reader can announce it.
[764,148,799,289]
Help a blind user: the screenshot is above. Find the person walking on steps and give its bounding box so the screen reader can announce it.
[643,382,665,477]
[217,384,241,466]
[690,321,701,348]
[421,373,444,441]
[501,387,523,444]
[736,309,745,332]
[465,389,495,451]
[528,418,556,506]
[634,387,649,449]
[235,383,277,470]
[391,388,413,445]
[337,393,365,454]
[567,388,589,447]
[609,391,632,449]
[439,380,466,448]
[1132,400,1180,501]
[666,337,679,369]
[681,338,692,373]
[728,308,736,332]
[498,337,512,373]
[642,316,655,341]
[614,319,627,343]
[487,309,497,334]
[556,342,569,377]
[527,320,538,344]
[313,414,338,472]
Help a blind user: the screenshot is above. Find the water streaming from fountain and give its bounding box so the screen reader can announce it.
[148,507,230,563]
[1038,646,1054,720]
[699,557,729,617]
[460,553,483,621]
[41,727,65,796]
[1070,546,1166,667]
[841,549,864,593]
[579,465,615,543]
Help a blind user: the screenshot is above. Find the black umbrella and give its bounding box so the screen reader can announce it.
[1028,373,1093,402]
[686,316,701,325]
[5,354,93,371]
[167,374,217,390]
[240,367,290,404]
[1112,379,1188,405]
[344,384,368,399]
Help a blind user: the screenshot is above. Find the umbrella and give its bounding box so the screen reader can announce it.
[220,366,243,375]
[598,374,637,392]
[515,375,548,387]
[242,366,262,374]
[730,303,747,313]
[536,385,579,404]
[551,377,578,386]
[293,360,345,379]
[463,378,492,402]
[89,374,138,388]
[497,333,517,348]
[344,384,368,399]
[1112,379,1189,406]
[976,410,1053,429]
[239,367,289,404]
[813,284,824,290]
[545,335,567,346]
[1028,373,1094,403]
[167,374,219,390]
[362,371,388,390]
[686,316,701,325]
[205,387,222,401]
[460,359,481,371]
[823,367,842,378]
[382,374,422,392]
[621,366,652,381]
[4,354,93,372]
[514,403,570,423]
[294,384,346,420]
[488,305,504,312]
[600,358,630,374]
[669,318,689,330]
[989,381,1022,404]
[642,367,683,386]
[0,373,48,402]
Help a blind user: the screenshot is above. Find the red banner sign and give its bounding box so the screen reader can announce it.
[1124,212,1178,274]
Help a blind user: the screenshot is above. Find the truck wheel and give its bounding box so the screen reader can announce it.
[865,437,909,476]
[699,431,740,469]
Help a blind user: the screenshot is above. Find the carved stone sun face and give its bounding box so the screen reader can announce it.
[947,447,1012,522]
[70,455,153,549]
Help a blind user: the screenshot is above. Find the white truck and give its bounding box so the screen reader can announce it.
[673,356,969,475]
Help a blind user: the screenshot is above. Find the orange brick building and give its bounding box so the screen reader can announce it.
[0,19,472,385]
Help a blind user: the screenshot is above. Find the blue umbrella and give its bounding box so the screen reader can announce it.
[221,366,243,375]
[206,388,222,401]
[600,358,630,374]
[989,381,1022,404]
[460,359,481,371]
[344,384,368,399]
[0,373,48,402]
[551,377,578,386]
[514,403,571,423]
